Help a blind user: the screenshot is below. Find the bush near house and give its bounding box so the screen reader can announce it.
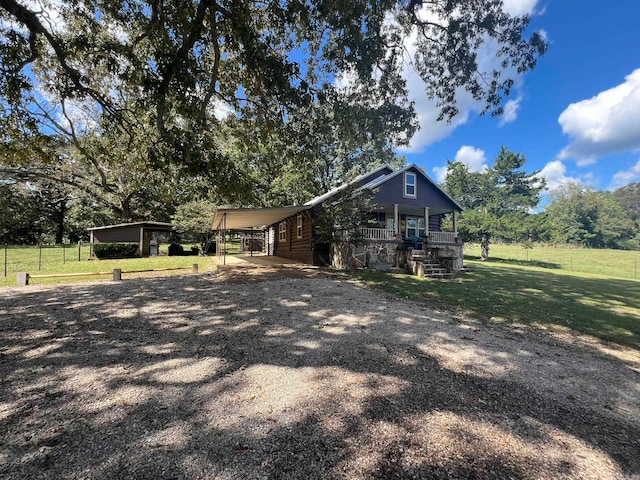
[168,243,199,256]
[93,243,139,259]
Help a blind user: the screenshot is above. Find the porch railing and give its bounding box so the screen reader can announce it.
[359,228,396,240]
[427,232,457,243]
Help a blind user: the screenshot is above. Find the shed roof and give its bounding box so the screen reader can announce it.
[87,221,175,232]
[212,206,311,231]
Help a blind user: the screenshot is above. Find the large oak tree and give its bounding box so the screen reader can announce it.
[0,0,547,214]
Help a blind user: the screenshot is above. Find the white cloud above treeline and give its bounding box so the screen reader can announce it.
[536,160,581,192]
[558,68,640,166]
[432,145,488,182]
[611,159,640,189]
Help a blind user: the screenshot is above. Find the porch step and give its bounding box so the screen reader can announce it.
[426,272,454,279]
[418,260,453,279]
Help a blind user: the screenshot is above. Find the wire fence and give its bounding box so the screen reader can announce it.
[464,244,640,281]
[2,243,93,278]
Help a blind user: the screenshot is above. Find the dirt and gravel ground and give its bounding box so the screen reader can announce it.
[1,266,639,480]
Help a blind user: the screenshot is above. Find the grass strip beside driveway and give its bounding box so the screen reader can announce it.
[353,260,640,350]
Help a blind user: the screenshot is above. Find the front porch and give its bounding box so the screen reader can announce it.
[347,223,463,277]
[357,228,459,246]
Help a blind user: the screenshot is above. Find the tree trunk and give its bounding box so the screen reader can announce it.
[54,198,66,244]
[480,234,490,261]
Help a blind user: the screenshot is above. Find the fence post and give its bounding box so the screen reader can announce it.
[78,241,81,262]
[39,244,42,271]
[192,264,198,274]
[113,269,122,281]
[4,243,7,278]
[17,272,29,287]
[63,243,66,264]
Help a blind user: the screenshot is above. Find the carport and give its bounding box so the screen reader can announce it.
[88,222,175,257]
[212,206,311,265]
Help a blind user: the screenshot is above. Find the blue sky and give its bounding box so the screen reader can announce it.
[400,0,640,194]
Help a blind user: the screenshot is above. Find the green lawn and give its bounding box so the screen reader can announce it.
[0,244,218,287]
[466,243,640,280]
[353,259,640,350]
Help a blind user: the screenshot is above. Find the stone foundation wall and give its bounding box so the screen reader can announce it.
[426,244,464,272]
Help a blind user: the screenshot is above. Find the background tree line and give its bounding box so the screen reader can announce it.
[3,142,639,254]
[442,150,640,258]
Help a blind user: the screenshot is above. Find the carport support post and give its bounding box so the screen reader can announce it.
[223,213,227,266]
[113,268,122,281]
[17,272,29,287]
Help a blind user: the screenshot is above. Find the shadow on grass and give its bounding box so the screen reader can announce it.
[355,262,640,350]
[464,254,562,270]
[0,270,638,479]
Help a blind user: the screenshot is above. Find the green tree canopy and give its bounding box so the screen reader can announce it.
[172,201,217,255]
[612,182,640,222]
[443,146,544,259]
[546,184,635,249]
[2,0,548,181]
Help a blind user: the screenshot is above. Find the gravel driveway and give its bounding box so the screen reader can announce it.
[1,267,639,479]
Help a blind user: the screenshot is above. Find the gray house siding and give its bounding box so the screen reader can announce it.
[370,167,458,211]
[355,166,393,188]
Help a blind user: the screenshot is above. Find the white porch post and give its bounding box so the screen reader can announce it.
[453,211,458,237]
[424,207,429,237]
[393,204,399,235]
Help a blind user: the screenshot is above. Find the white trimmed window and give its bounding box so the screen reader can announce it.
[279,222,286,241]
[297,214,303,239]
[404,172,416,198]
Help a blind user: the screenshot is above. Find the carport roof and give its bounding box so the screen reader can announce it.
[87,221,175,232]
[212,206,311,230]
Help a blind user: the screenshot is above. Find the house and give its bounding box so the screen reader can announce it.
[212,164,463,276]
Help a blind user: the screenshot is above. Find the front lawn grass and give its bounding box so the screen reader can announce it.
[0,244,217,287]
[466,243,640,280]
[353,260,640,350]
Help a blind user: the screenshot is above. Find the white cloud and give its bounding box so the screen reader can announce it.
[537,160,581,192]
[610,159,640,189]
[502,0,540,16]
[499,96,522,126]
[400,1,541,152]
[432,145,488,182]
[455,145,488,171]
[558,68,640,165]
[432,165,448,183]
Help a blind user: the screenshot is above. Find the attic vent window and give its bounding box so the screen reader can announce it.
[404,172,416,198]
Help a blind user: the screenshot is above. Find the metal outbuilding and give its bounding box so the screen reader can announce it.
[87,222,175,257]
